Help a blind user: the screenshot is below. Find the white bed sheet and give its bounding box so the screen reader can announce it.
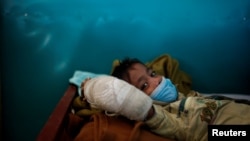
[202,93,250,101]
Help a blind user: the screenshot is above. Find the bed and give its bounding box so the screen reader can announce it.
[35,83,250,141]
[36,54,250,141]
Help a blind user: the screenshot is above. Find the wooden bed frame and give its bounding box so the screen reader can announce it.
[35,83,250,141]
[36,85,77,141]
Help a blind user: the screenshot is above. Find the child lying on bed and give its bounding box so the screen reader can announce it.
[81,75,250,141]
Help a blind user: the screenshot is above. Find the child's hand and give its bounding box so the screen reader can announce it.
[83,75,153,121]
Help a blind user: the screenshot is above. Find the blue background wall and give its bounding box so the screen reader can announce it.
[1,0,250,140]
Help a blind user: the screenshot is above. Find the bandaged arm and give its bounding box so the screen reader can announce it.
[83,75,186,140]
[83,75,153,121]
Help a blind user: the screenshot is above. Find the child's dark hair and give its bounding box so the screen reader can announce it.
[111,57,145,79]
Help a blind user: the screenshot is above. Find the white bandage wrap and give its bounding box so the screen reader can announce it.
[84,75,153,121]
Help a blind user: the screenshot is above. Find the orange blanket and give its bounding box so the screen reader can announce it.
[74,113,174,141]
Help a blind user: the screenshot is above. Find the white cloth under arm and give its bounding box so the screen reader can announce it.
[69,70,106,95]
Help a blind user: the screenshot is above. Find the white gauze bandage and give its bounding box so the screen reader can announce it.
[84,75,153,121]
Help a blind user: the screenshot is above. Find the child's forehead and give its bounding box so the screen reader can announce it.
[126,63,152,79]
[129,63,148,71]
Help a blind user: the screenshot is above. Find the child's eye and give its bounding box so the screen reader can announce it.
[151,71,156,77]
[141,82,148,90]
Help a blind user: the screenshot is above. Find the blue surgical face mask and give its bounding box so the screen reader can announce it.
[150,77,178,103]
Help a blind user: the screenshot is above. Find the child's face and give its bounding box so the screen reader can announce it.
[122,63,162,96]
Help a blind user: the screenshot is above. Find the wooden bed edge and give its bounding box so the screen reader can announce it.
[36,84,77,141]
